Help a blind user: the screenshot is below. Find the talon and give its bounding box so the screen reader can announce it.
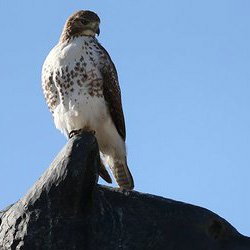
[69,129,81,138]
[69,130,75,138]
[69,128,95,138]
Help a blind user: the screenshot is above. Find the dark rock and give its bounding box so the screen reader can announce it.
[0,132,249,250]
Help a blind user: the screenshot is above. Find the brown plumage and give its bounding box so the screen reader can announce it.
[60,10,100,43]
[42,10,134,190]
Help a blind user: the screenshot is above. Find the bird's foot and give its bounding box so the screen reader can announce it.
[69,128,96,138]
[69,130,81,138]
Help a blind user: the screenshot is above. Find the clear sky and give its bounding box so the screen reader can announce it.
[0,0,249,236]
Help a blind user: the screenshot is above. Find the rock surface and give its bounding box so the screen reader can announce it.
[0,132,249,250]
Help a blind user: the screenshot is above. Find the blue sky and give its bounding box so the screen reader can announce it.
[0,1,249,235]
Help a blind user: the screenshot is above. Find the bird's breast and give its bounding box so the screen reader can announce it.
[43,36,110,136]
[45,36,107,101]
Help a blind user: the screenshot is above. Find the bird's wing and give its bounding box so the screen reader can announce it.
[98,43,126,140]
[41,62,59,114]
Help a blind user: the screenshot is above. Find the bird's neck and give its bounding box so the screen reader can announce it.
[60,26,96,43]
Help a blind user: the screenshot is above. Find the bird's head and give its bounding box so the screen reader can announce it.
[60,10,100,42]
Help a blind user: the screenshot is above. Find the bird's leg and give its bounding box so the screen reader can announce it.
[80,126,96,135]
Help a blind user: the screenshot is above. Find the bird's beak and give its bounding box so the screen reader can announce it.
[96,27,100,36]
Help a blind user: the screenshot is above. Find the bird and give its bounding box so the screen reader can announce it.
[41,10,134,190]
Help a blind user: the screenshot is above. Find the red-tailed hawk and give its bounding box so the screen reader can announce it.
[42,10,134,190]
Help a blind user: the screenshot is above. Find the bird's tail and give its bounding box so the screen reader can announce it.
[112,160,134,190]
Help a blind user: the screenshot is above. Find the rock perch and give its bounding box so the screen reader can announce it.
[0,132,249,249]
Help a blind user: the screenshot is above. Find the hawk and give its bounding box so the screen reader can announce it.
[42,10,134,190]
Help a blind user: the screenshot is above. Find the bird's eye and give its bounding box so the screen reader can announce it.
[80,19,89,25]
